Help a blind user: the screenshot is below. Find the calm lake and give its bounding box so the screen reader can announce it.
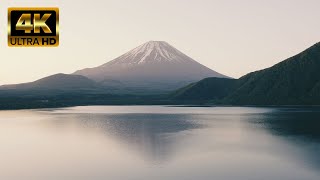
[0,106,320,180]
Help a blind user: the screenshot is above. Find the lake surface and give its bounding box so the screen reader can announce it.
[0,106,320,180]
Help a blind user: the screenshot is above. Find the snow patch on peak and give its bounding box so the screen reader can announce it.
[103,41,195,67]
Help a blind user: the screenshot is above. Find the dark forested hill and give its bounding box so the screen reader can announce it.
[172,77,236,102]
[174,42,320,105]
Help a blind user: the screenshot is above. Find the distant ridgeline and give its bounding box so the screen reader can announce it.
[0,42,320,109]
[173,42,320,105]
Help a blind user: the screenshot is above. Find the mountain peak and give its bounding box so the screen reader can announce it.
[146,40,168,44]
[74,41,229,91]
[103,41,192,66]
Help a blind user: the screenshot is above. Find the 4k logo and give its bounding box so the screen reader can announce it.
[8,7,59,47]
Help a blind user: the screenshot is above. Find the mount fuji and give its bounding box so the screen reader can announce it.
[74,41,229,92]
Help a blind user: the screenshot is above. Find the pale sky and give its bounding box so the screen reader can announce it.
[0,0,319,85]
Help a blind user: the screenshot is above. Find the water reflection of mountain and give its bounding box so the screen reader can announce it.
[250,107,320,170]
[252,108,320,141]
[76,113,203,163]
[42,106,320,171]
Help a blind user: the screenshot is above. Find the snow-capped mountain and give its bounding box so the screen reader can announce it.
[74,41,229,91]
[104,41,203,65]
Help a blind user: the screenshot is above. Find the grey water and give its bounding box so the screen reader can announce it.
[0,106,320,180]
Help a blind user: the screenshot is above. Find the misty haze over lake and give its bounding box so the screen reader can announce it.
[0,106,320,180]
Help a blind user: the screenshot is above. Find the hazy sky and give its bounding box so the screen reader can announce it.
[1,0,319,85]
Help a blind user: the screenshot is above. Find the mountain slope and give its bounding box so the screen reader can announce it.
[174,42,320,105]
[0,73,100,91]
[74,41,229,91]
[225,42,320,105]
[172,77,237,101]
